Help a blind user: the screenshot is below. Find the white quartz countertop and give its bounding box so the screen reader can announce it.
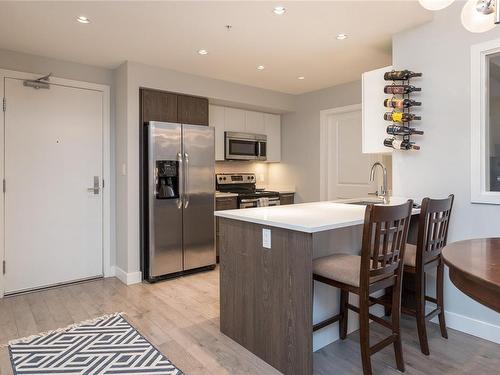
[215,192,238,198]
[214,197,419,233]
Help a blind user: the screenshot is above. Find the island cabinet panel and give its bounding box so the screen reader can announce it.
[218,218,313,375]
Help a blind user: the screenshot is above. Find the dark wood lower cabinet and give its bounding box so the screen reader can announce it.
[215,197,238,261]
[280,193,295,205]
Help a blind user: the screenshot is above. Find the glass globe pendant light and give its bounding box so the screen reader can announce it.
[461,0,498,33]
[418,0,455,11]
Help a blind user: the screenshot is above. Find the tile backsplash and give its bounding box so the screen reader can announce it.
[215,161,269,187]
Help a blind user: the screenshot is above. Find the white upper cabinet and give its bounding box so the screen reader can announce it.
[362,65,393,154]
[209,105,225,161]
[208,105,281,162]
[245,110,266,134]
[265,114,281,162]
[224,107,246,132]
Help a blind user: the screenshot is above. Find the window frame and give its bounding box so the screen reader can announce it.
[471,38,500,204]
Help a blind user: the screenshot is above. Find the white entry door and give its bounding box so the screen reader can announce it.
[321,106,379,200]
[4,77,103,294]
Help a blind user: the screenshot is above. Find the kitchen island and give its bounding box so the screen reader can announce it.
[215,198,418,375]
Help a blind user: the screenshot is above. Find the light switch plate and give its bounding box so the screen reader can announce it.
[262,228,271,249]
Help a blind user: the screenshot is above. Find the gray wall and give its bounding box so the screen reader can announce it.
[0,48,117,268]
[270,81,362,203]
[392,3,500,337]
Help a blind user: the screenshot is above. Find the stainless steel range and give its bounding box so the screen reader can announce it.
[216,173,280,208]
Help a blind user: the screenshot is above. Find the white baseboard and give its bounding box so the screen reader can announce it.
[111,266,142,285]
[426,304,500,344]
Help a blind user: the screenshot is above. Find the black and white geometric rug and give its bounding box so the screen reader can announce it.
[8,313,183,374]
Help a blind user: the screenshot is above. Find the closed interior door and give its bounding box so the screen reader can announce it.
[325,109,379,199]
[4,77,103,294]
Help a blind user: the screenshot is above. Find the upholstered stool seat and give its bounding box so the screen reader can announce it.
[403,243,417,267]
[313,254,391,287]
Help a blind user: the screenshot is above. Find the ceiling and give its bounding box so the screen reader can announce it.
[0,1,433,94]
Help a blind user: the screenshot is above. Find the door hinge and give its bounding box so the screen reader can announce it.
[102,179,105,189]
[2,179,5,193]
[2,261,5,275]
[2,97,5,112]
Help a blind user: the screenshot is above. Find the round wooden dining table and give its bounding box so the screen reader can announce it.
[442,238,500,313]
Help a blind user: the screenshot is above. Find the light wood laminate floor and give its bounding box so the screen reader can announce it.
[0,269,498,374]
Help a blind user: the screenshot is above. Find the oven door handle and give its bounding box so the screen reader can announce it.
[240,198,259,203]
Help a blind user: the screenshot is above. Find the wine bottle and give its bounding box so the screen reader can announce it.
[384,137,420,150]
[384,98,421,109]
[384,70,422,81]
[384,85,421,95]
[386,125,424,136]
[384,112,421,123]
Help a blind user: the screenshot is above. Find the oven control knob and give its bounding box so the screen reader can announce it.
[223,177,226,181]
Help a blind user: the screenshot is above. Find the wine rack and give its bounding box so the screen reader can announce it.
[383,70,423,151]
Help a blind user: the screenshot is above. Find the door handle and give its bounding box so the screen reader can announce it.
[184,152,189,208]
[177,152,183,209]
[87,176,100,195]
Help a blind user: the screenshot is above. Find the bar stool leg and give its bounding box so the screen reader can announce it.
[391,278,405,372]
[339,289,348,340]
[384,286,393,317]
[437,260,448,339]
[359,294,372,375]
[416,272,430,355]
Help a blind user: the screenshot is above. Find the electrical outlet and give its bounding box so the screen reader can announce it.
[259,173,265,182]
[262,228,271,249]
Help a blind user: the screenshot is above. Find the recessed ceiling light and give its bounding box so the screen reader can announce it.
[336,33,348,40]
[297,76,305,80]
[76,16,90,24]
[197,49,208,55]
[273,6,286,15]
[257,65,265,71]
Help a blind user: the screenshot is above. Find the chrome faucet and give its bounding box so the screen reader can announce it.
[370,162,390,204]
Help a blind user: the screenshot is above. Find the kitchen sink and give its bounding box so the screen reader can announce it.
[346,199,421,209]
[346,200,385,205]
[347,201,384,206]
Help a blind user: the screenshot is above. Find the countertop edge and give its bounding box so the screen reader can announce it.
[214,211,365,233]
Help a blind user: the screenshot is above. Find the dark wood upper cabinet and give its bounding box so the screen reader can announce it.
[177,95,209,126]
[141,89,178,124]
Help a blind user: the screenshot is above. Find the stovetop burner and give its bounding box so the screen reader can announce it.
[216,173,280,199]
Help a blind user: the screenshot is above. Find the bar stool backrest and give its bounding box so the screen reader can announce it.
[416,195,454,267]
[361,201,413,287]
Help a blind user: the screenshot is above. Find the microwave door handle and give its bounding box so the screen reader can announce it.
[176,152,183,209]
[257,142,261,157]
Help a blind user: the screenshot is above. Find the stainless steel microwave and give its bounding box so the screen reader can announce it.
[225,132,267,161]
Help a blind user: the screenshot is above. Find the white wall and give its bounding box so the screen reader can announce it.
[269,81,362,203]
[0,48,118,269]
[115,61,295,276]
[392,3,500,342]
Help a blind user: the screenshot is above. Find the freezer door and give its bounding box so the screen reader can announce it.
[182,124,216,270]
[147,122,183,278]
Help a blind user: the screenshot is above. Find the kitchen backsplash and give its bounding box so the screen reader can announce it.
[215,161,269,187]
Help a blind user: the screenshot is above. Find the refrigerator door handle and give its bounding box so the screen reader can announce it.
[176,152,183,209]
[184,152,190,208]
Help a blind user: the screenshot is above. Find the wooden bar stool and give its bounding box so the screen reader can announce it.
[313,201,413,375]
[400,195,454,355]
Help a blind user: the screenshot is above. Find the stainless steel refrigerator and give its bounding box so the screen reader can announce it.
[144,121,215,281]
